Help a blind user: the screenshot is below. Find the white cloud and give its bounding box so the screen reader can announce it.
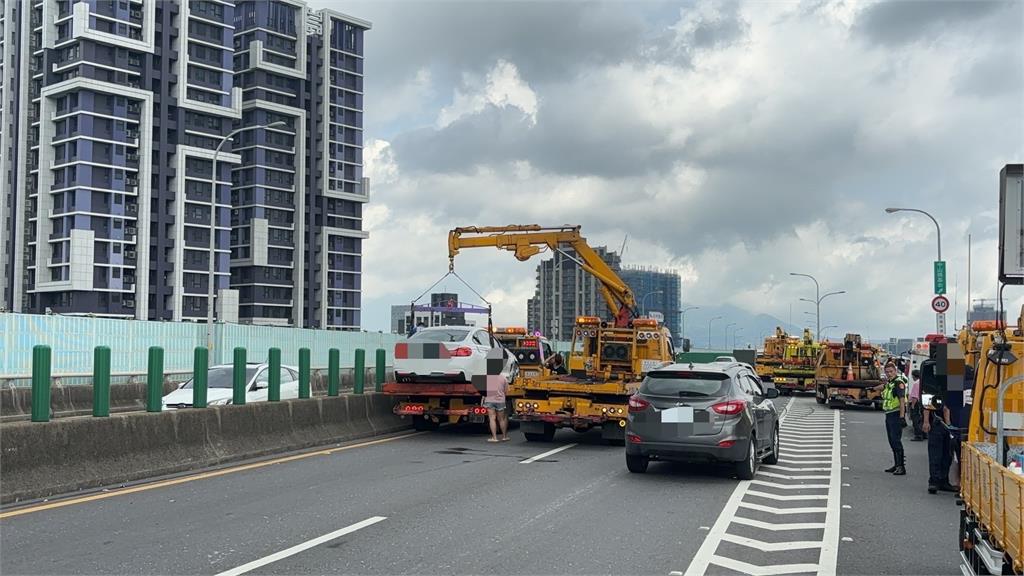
[437,59,538,128]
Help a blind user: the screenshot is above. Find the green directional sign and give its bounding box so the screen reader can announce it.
[934,261,947,295]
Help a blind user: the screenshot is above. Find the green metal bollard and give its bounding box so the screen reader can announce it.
[268,347,281,402]
[146,346,164,412]
[31,345,52,422]
[193,346,208,408]
[298,348,310,399]
[93,346,111,417]
[375,348,386,392]
[232,347,247,405]
[353,348,365,395]
[328,348,340,397]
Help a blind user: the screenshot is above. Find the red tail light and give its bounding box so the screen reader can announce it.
[628,396,650,412]
[718,440,735,448]
[711,400,747,416]
[452,347,473,357]
[627,433,643,444]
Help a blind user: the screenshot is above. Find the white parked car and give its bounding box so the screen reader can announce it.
[394,326,519,384]
[162,363,300,409]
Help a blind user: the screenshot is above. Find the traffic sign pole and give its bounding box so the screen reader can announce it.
[932,295,950,334]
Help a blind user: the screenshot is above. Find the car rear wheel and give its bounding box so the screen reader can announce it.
[763,425,780,465]
[735,439,757,480]
[626,454,649,473]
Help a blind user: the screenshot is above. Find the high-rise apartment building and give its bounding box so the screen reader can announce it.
[619,266,682,343]
[0,0,369,330]
[526,246,621,340]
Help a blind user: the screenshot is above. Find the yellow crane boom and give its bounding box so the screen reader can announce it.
[447,225,638,327]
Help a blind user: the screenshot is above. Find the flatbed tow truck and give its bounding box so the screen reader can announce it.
[491,327,553,390]
[814,333,885,409]
[772,329,822,395]
[447,225,675,444]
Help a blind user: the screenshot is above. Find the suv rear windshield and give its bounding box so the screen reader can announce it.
[410,329,470,343]
[640,371,730,397]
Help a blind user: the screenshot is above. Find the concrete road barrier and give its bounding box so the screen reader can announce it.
[0,393,408,504]
[0,381,179,422]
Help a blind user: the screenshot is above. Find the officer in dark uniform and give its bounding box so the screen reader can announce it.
[923,393,956,494]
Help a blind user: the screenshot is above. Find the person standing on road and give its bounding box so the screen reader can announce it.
[909,369,926,441]
[924,396,956,494]
[875,362,908,475]
[484,373,510,443]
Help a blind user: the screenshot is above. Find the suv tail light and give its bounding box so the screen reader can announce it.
[452,347,473,357]
[628,395,650,412]
[711,400,747,416]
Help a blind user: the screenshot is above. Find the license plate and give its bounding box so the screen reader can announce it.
[523,370,539,379]
[660,407,694,423]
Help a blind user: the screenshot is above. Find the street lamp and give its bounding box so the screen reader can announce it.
[885,207,944,332]
[708,316,722,350]
[885,207,941,260]
[680,305,699,345]
[639,290,663,316]
[724,322,736,349]
[790,272,846,339]
[732,328,744,349]
[207,120,289,351]
[820,325,838,340]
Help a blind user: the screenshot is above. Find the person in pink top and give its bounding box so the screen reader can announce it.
[484,374,509,443]
[908,369,926,441]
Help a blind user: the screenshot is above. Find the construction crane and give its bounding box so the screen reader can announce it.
[448,225,637,328]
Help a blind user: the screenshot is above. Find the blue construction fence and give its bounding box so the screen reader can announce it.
[0,313,404,379]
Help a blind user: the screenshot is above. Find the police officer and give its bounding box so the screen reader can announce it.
[923,395,956,494]
[875,362,908,475]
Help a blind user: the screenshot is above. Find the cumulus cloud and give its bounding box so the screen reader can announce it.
[311,0,1023,338]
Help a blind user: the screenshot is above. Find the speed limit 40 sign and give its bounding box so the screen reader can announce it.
[932,295,950,313]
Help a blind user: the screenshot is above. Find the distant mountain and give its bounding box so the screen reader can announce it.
[678,303,807,351]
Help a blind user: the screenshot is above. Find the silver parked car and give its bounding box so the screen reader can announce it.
[625,361,780,479]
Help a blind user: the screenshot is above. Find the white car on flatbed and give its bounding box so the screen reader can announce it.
[394,326,518,384]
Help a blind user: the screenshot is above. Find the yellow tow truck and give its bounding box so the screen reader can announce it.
[756,328,793,382]
[448,225,675,444]
[959,317,1024,575]
[772,329,822,395]
[491,326,554,394]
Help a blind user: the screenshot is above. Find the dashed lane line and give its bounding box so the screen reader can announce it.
[519,443,578,464]
[214,516,387,576]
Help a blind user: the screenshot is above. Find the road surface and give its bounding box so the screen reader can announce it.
[0,397,959,575]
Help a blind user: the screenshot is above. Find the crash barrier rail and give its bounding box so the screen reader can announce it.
[15,345,389,423]
[0,312,403,381]
[0,392,408,504]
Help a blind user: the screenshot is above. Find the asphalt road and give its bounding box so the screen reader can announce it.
[0,397,961,575]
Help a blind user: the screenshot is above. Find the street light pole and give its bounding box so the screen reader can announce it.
[708,315,722,350]
[885,207,944,332]
[639,290,663,316]
[206,121,289,352]
[733,328,744,349]
[724,322,736,350]
[790,272,820,338]
[820,324,838,341]
[680,305,699,344]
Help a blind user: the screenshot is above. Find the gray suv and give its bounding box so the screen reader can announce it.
[625,361,780,479]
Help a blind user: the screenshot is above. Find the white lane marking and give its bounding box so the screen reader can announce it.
[720,533,823,552]
[762,465,831,472]
[818,407,843,576]
[746,490,828,502]
[756,471,831,480]
[683,479,750,576]
[519,443,578,464]
[778,458,832,465]
[214,516,386,576]
[738,502,828,515]
[731,517,827,531]
[709,556,820,576]
[778,447,833,453]
[777,453,835,460]
[749,480,830,490]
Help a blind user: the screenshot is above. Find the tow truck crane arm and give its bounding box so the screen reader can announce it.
[448,225,638,327]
